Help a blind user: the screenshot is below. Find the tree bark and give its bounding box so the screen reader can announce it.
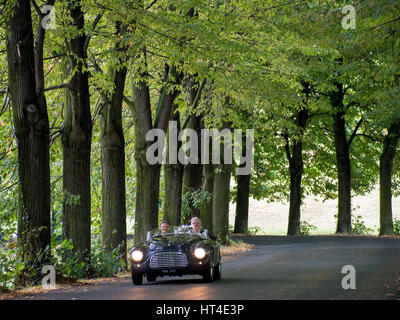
[331,83,352,234]
[132,65,156,243]
[234,173,250,234]
[212,123,233,244]
[234,129,252,234]
[132,56,181,243]
[62,1,92,256]
[7,0,51,282]
[100,65,127,264]
[200,163,214,232]
[379,122,400,235]
[287,151,303,236]
[212,163,232,244]
[163,108,184,226]
[182,80,203,218]
[286,107,308,236]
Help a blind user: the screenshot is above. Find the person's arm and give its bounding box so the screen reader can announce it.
[208,233,217,241]
[202,229,216,241]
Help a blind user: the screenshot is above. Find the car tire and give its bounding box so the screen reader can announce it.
[213,263,221,280]
[147,274,156,282]
[202,262,214,282]
[131,269,143,285]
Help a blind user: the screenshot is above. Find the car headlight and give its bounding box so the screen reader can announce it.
[131,250,144,262]
[194,247,206,259]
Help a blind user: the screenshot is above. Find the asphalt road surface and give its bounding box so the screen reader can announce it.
[11,235,400,300]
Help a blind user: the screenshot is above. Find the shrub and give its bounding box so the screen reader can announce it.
[300,220,317,235]
[0,246,24,291]
[352,215,375,235]
[0,237,125,291]
[393,218,400,236]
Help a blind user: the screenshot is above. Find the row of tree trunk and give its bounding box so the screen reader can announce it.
[278,81,400,236]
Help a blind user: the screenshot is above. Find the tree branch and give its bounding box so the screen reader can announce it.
[354,133,382,144]
[30,0,42,17]
[44,83,71,91]
[83,11,104,53]
[347,117,364,147]
[282,133,291,162]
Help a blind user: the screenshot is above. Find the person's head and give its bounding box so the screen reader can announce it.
[190,217,201,233]
[159,220,170,234]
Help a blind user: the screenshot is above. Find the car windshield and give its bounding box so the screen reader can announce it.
[145,225,209,240]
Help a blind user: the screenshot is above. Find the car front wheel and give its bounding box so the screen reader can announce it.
[202,262,214,282]
[213,263,221,280]
[131,269,143,285]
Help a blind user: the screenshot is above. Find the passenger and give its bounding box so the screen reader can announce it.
[189,217,217,240]
[159,220,170,235]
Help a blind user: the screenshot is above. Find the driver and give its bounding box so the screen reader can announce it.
[154,220,170,236]
[189,217,217,240]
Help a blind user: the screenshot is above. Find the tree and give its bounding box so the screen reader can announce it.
[6,0,53,283]
[163,105,184,226]
[131,57,182,243]
[379,122,400,235]
[284,107,309,235]
[99,22,128,263]
[62,0,92,257]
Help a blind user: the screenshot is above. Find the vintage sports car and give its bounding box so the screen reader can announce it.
[129,225,221,285]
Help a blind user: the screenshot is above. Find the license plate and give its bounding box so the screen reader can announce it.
[162,269,176,273]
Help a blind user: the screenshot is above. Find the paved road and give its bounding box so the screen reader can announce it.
[12,235,400,300]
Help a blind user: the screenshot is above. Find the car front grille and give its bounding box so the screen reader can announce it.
[150,252,188,269]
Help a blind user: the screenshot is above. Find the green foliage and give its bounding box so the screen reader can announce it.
[0,236,125,291]
[50,237,125,280]
[393,219,400,236]
[247,226,262,235]
[0,245,23,291]
[300,220,318,236]
[351,215,375,235]
[181,189,212,223]
[228,224,262,235]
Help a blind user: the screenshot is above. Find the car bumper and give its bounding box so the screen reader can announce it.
[131,255,211,277]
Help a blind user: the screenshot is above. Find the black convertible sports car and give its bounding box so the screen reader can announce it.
[129,225,221,285]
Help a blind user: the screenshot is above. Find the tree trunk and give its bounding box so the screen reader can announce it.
[163,109,184,226]
[200,164,214,232]
[234,173,250,234]
[100,65,127,264]
[212,163,232,244]
[287,108,308,236]
[134,160,161,243]
[132,56,182,243]
[379,122,400,235]
[287,157,303,235]
[182,116,203,218]
[132,66,156,243]
[331,83,352,234]
[62,1,92,256]
[212,123,233,244]
[182,78,205,219]
[163,163,184,226]
[7,0,51,282]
